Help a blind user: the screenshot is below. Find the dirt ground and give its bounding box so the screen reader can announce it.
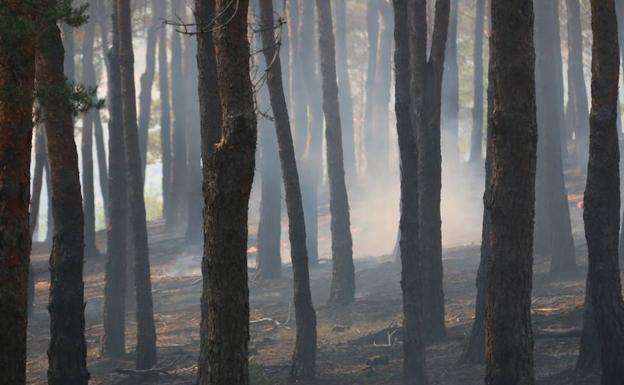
[25,166,608,385]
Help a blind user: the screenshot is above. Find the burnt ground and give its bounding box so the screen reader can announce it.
[25,166,608,385]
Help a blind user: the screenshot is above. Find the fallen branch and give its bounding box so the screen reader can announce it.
[115,359,178,377]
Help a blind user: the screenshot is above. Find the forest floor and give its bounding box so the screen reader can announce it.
[25,166,609,385]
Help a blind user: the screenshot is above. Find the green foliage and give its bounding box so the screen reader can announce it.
[35,81,104,123]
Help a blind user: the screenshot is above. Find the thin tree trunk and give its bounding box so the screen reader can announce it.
[583,1,624,382]
[102,9,128,358]
[115,0,158,369]
[363,0,379,175]
[469,0,486,164]
[485,1,537,384]
[534,0,576,278]
[394,0,427,382]
[30,124,47,235]
[287,0,307,158]
[82,9,99,257]
[157,0,172,223]
[441,0,459,163]
[138,0,158,175]
[0,4,35,384]
[169,0,188,227]
[259,0,318,378]
[315,0,355,306]
[197,1,255,383]
[93,106,109,225]
[333,0,356,178]
[36,9,89,383]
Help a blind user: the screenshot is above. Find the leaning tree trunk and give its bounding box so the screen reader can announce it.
[441,0,459,164]
[36,9,89,384]
[81,9,98,258]
[315,0,356,306]
[169,0,188,228]
[259,0,318,379]
[115,0,158,370]
[363,0,379,175]
[0,4,35,385]
[583,1,624,382]
[156,0,172,223]
[102,9,128,358]
[534,0,576,278]
[197,1,256,384]
[333,0,356,178]
[469,0,486,164]
[138,0,158,175]
[485,1,537,385]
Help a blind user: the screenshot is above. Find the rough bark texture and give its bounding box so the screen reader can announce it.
[259,0,318,379]
[415,0,448,342]
[197,1,255,384]
[35,10,89,384]
[115,0,158,370]
[81,10,99,257]
[102,9,127,358]
[334,0,356,177]
[138,0,158,174]
[576,281,601,371]
[394,0,427,382]
[315,0,355,306]
[441,0,459,163]
[583,1,624,382]
[169,0,188,227]
[0,4,35,385]
[469,0,486,164]
[485,1,537,384]
[156,0,172,223]
[566,0,589,171]
[299,0,322,266]
[534,0,576,278]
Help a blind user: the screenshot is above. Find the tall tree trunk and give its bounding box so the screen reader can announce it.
[197,1,255,384]
[469,0,486,164]
[417,0,448,341]
[441,0,459,163]
[169,0,188,227]
[299,0,322,266]
[115,0,158,369]
[102,8,128,358]
[287,0,307,158]
[616,0,624,267]
[138,0,158,175]
[534,0,576,277]
[36,9,89,384]
[259,0,318,378]
[485,1,537,384]
[0,4,35,385]
[333,0,356,178]
[363,0,379,175]
[583,1,624,382]
[566,0,590,172]
[315,0,355,306]
[157,0,172,223]
[394,0,427,382]
[82,9,99,258]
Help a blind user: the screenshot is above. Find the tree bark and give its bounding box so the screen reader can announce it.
[259,0,318,379]
[333,0,356,178]
[138,0,158,175]
[583,1,624,382]
[534,0,576,278]
[0,4,35,385]
[394,0,427,382]
[115,0,158,370]
[441,0,459,163]
[485,1,537,384]
[315,0,355,306]
[197,1,255,384]
[102,8,128,359]
[169,0,188,227]
[576,280,601,371]
[469,0,486,164]
[157,0,172,223]
[81,9,99,258]
[35,9,89,383]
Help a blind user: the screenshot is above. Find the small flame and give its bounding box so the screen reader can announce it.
[247,246,258,254]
